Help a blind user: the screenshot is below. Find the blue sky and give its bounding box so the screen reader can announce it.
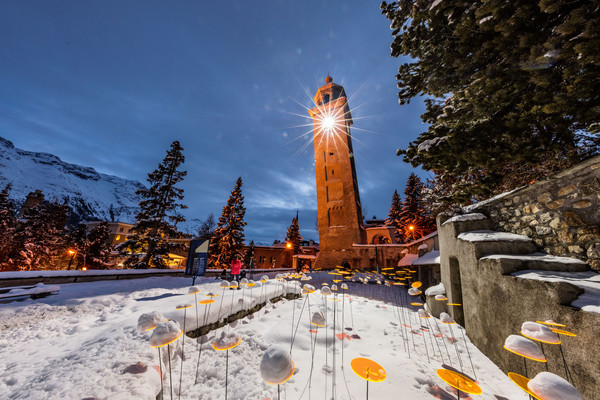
[0,0,428,244]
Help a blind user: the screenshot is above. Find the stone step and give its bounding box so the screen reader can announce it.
[457,230,537,258]
[480,253,589,275]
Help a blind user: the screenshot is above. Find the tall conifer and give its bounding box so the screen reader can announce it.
[399,173,436,242]
[208,177,246,270]
[121,141,187,268]
[386,189,403,242]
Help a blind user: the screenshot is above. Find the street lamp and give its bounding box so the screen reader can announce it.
[67,250,76,270]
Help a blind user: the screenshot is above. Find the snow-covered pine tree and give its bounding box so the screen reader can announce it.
[381,0,600,202]
[208,177,247,270]
[68,222,113,269]
[121,141,187,268]
[0,184,18,271]
[386,189,403,243]
[15,201,69,270]
[398,173,436,242]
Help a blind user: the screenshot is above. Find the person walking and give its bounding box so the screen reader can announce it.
[230,254,242,285]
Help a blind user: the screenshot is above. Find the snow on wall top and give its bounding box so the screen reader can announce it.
[512,270,600,314]
[424,282,445,296]
[481,253,587,265]
[442,213,487,226]
[457,230,531,242]
[413,250,440,266]
[0,136,144,223]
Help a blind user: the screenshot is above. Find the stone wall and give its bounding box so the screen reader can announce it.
[472,155,600,271]
[437,213,600,400]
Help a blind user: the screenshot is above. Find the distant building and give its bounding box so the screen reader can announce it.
[242,240,319,271]
[84,220,190,268]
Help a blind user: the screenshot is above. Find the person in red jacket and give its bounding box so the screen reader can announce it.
[230,254,242,284]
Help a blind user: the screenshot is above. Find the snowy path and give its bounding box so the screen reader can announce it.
[0,276,527,399]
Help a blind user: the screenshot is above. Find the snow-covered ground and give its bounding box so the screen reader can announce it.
[0,275,529,400]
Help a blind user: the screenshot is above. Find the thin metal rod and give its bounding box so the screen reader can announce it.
[158,348,164,399]
[558,343,572,384]
[167,344,173,400]
[178,309,186,400]
[459,326,477,381]
[225,349,229,400]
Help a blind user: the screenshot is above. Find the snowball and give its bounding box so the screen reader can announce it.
[528,372,583,400]
[440,312,455,324]
[418,309,430,318]
[260,275,269,282]
[311,311,326,327]
[230,281,239,288]
[137,311,165,332]
[341,283,348,290]
[240,278,249,286]
[220,281,230,288]
[188,286,201,294]
[212,331,241,350]
[175,303,192,310]
[503,335,546,361]
[425,283,446,296]
[331,284,338,291]
[435,295,448,301]
[521,321,560,344]
[149,320,181,348]
[321,287,332,296]
[206,291,217,297]
[408,288,422,296]
[260,345,295,385]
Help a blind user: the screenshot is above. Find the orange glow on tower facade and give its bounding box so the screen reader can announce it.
[309,76,365,267]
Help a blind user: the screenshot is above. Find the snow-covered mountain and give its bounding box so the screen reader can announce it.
[0,136,144,224]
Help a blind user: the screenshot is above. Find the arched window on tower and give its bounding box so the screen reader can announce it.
[323,94,330,103]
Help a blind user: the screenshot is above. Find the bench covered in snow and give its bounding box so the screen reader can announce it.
[0,283,60,303]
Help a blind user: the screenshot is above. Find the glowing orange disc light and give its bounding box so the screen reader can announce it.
[411,302,424,306]
[151,330,183,348]
[176,304,193,310]
[206,293,219,297]
[551,328,577,337]
[411,281,422,288]
[436,369,482,395]
[212,337,242,351]
[350,358,387,382]
[503,345,547,362]
[447,303,462,306]
[507,372,542,400]
[536,320,566,328]
[198,299,215,305]
[520,330,561,345]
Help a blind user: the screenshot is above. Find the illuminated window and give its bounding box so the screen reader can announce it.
[116,235,121,240]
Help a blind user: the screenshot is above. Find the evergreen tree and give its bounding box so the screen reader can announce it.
[381,0,600,202]
[15,201,69,270]
[68,222,113,269]
[398,173,436,242]
[121,141,187,268]
[386,189,403,242]
[197,213,216,242]
[208,177,247,270]
[0,185,18,270]
[284,211,303,268]
[285,211,303,254]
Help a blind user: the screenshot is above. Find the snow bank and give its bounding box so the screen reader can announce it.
[458,230,531,242]
[442,213,487,226]
[512,270,600,314]
[528,372,583,400]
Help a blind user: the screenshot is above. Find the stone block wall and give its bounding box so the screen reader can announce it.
[472,155,600,271]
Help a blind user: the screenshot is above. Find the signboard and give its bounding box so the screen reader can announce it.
[186,239,210,279]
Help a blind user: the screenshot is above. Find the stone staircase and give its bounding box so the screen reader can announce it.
[437,211,600,400]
